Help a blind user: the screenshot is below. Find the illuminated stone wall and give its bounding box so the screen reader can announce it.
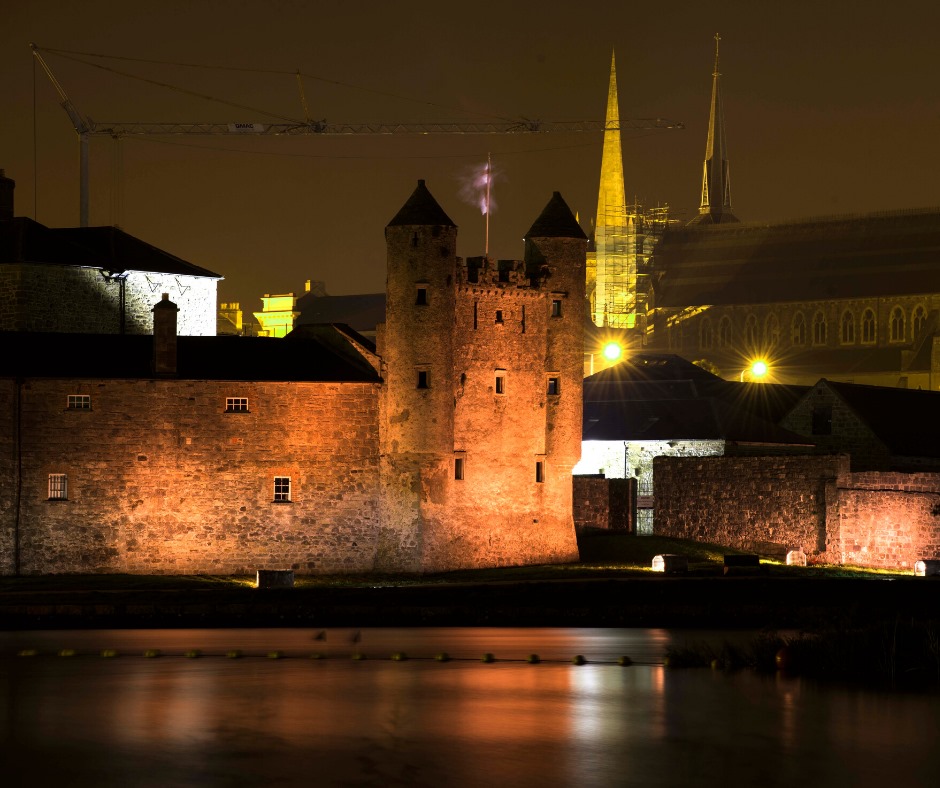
[573,476,636,531]
[654,454,849,560]
[10,378,380,575]
[654,455,940,569]
[0,380,15,575]
[0,264,217,336]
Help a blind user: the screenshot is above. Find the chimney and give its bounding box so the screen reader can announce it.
[0,170,14,220]
[152,293,180,376]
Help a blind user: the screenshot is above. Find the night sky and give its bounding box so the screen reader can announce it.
[3,1,939,313]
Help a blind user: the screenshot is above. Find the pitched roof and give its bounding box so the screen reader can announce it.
[583,352,810,443]
[0,218,221,279]
[653,208,940,307]
[822,379,940,458]
[0,329,380,383]
[387,180,455,227]
[525,192,587,240]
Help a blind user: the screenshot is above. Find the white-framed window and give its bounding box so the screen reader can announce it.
[48,473,68,500]
[226,397,249,413]
[273,476,291,502]
[547,376,560,396]
[67,394,91,410]
[495,369,506,395]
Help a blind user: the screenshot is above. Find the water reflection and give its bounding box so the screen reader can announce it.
[1,629,938,787]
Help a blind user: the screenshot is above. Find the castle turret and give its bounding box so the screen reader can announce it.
[524,192,587,486]
[378,180,458,570]
[689,34,738,225]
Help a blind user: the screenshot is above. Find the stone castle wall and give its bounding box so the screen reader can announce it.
[0,264,217,336]
[7,378,381,575]
[654,455,940,569]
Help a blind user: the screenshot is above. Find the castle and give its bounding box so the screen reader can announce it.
[0,180,585,575]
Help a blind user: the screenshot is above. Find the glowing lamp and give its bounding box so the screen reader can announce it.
[786,550,807,567]
[651,554,688,574]
[914,559,940,577]
[751,360,768,378]
[602,342,622,362]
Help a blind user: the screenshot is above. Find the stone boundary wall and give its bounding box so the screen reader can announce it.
[653,455,850,561]
[653,456,940,569]
[573,476,636,532]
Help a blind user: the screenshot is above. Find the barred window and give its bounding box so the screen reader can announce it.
[226,397,249,413]
[273,476,291,502]
[48,474,68,500]
[67,395,91,410]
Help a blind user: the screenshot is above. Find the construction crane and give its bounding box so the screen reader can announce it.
[31,44,684,227]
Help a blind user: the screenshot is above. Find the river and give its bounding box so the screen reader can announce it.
[1,628,937,787]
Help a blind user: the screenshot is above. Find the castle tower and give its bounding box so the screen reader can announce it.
[378,180,458,571]
[588,51,637,328]
[690,34,738,225]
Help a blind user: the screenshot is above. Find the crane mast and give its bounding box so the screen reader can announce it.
[31,44,684,227]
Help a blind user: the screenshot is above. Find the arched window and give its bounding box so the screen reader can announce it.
[913,305,928,337]
[792,312,806,346]
[812,311,827,345]
[718,316,732,348]
[861,309,876,344]
[840,310,855,344]
[890,306,905,342]
[744,314,758,348]
[699,317,713,350]
[764,314,780,347]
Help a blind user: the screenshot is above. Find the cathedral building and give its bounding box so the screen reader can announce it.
[588,42,940,389]
[0,181,584,575]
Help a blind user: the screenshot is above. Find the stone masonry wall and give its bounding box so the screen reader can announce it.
[654,456,940,569]
[0,265,217,336]
[837,472,940,569]
[654,454,850,560]
[10,378,380,575]
[0,380,16,575]
[573,476,636,532]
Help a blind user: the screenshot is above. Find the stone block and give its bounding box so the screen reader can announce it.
[651,554,688,574]
[914,559,940,577]
[256,569,294,588]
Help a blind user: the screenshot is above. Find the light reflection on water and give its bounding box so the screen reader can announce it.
[1,629,938,787]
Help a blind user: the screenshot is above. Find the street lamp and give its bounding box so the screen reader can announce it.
[602,342,622,362]
[741,359,769,382]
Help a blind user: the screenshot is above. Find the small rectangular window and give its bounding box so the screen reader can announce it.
[67,395,91,410]
[48,473,68,500]
[454,457,465,481]
[495,310,504,324]
[551,299,562,318]
[273,476,291,502]
[226,397,249,412]
[521,305,526,333]
[417,370,430,389]
[547,377,560,396]
[416,287,428,306]
[495,370,506,395]
[535,461,545,484]
[473,301,478,330]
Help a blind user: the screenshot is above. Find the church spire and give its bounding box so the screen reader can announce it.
[691,34,738,225]
[590,50,635,328]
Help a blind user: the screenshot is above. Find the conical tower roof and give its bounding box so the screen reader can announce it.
[387,179,455,227]
[525,192,587,239]
[690,35,738,225]
[595,51,627,236]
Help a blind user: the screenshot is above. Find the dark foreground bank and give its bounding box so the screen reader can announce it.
[1,574,938,630]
